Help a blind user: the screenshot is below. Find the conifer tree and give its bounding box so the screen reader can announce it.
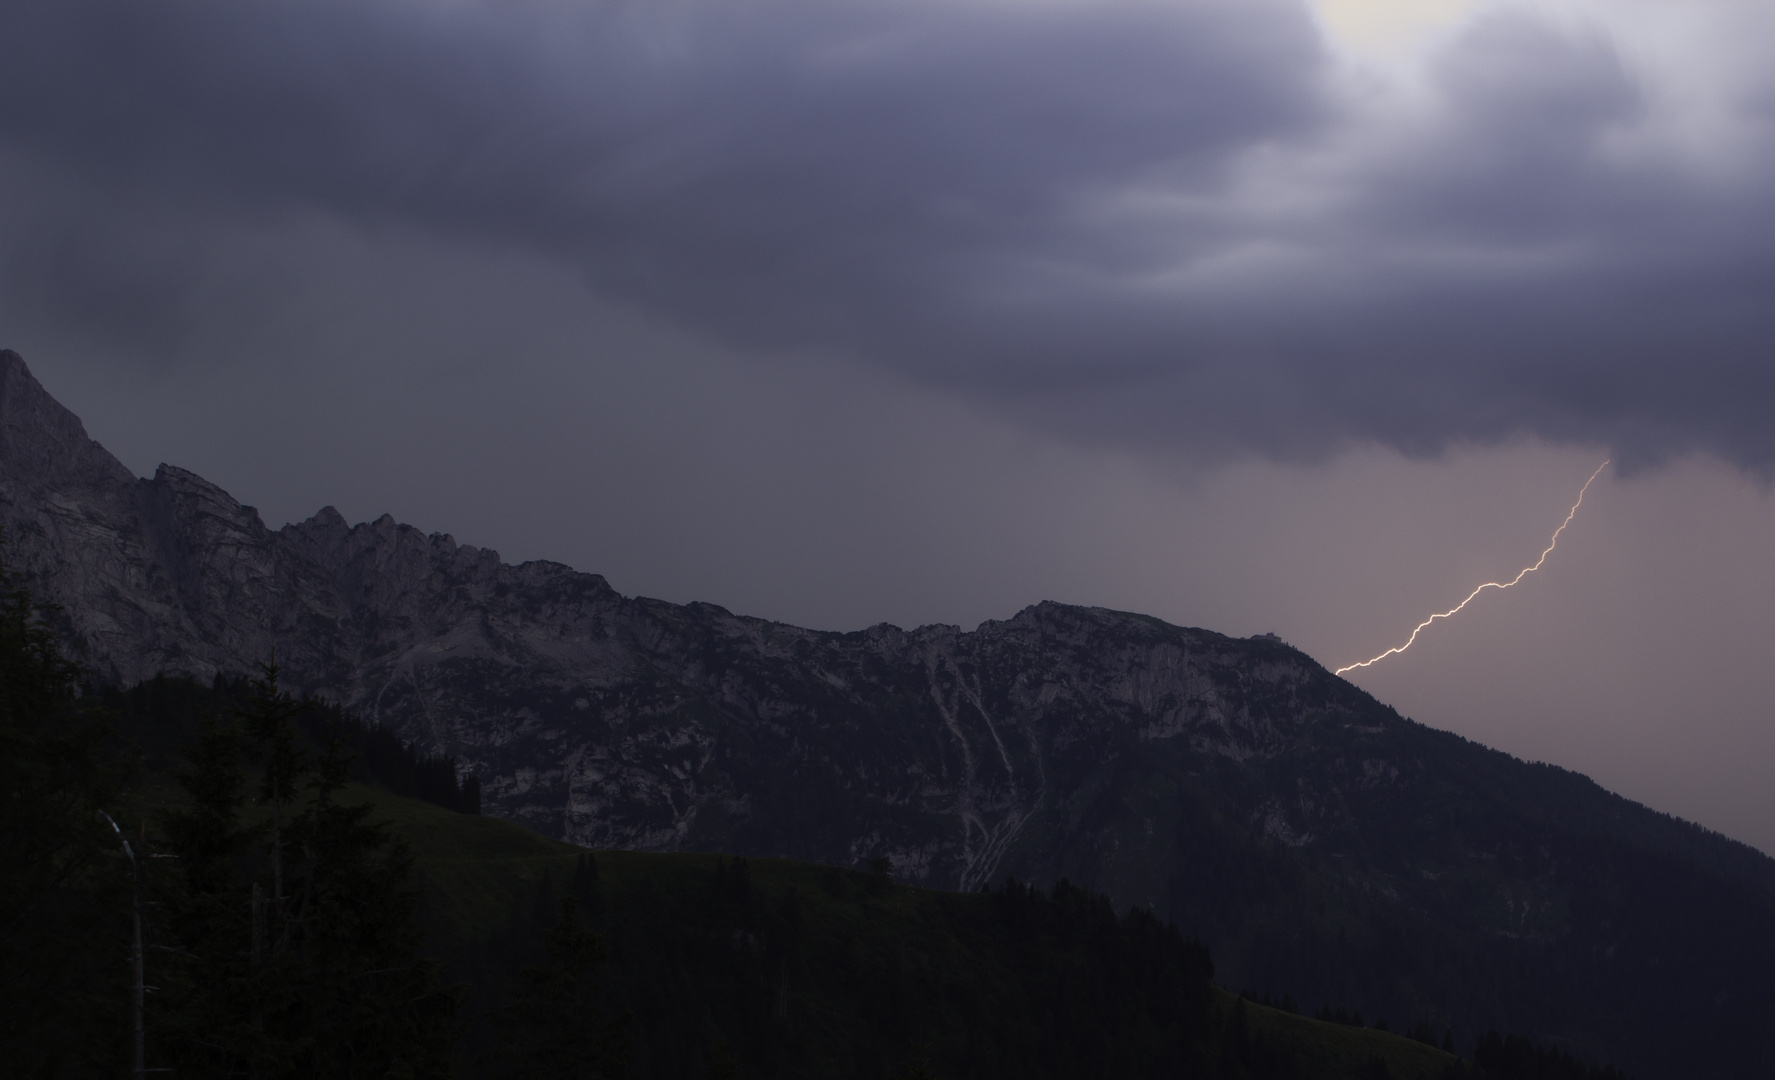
[571,852,602,914]
[0,555,131,1075]
[155,668,459,1077]
[497,896,629,1079]
[283,719,460,1077]
[155,709,263,1074]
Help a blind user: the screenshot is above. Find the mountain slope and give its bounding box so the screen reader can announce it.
[5,348,1772,1078]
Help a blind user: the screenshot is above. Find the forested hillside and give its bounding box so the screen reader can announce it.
[8,644,1629,1080]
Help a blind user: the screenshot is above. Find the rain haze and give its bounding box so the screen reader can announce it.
[3,0,1774,852]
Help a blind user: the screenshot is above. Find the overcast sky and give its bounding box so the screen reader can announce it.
[4,0,1773,853]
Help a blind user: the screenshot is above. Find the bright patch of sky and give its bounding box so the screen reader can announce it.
[1309,0,1485,68]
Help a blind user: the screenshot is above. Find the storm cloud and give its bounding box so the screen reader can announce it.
[3,0,1774,465]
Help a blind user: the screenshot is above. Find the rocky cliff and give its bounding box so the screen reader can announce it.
[0,349,1395,890]
[4,348,1773,1078]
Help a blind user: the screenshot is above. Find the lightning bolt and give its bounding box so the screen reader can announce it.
[1334,460,1610,676]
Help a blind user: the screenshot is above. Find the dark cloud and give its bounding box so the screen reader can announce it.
[2,0,1773,466]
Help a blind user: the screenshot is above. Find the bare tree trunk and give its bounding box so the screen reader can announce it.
[295,839,316,959]
[250,884,262,1065]
[272,792,284,905]
[252,882,264,969]
[130,839,144,1080]
[273,786,292,956]
[100,811,146,1080]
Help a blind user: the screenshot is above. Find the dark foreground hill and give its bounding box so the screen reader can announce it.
[379,789,1467,1080]
[4,348,1774,1077]
[98,675,1476,1080]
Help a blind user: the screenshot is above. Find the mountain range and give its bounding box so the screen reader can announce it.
[4,347,1771,1078]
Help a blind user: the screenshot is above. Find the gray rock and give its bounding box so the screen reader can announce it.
[0,348,1363,891]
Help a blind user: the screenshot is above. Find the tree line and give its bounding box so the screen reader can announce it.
[108,673,482,816]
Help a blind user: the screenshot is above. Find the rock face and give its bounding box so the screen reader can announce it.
[0,350,1386,891]
[5,348,1774,1079]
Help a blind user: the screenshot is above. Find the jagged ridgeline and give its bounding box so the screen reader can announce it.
[4,347,1774,1079]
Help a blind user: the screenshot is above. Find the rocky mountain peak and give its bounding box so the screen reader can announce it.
[0,349,136,491]
[148,463,272,536]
